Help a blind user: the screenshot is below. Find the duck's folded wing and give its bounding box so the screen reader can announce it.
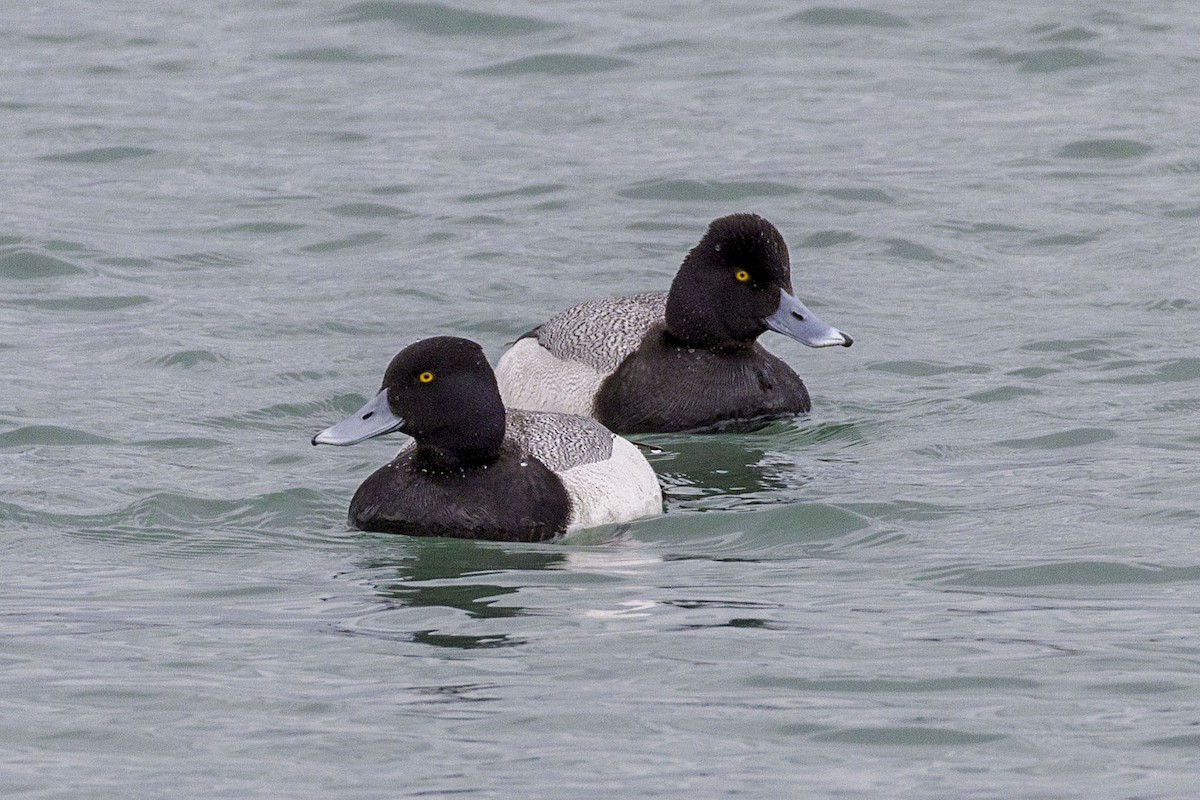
[506,410,614,471]
[528,292,667,373]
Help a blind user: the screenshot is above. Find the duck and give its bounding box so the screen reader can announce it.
[312,336,662,541]
[494,213,853,434]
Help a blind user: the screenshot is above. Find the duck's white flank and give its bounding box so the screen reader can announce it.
[558,434,662,532]
[496,337,606,418]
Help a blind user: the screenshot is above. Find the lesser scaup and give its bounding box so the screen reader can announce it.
[312,336,662,541]
[495,213,853,433]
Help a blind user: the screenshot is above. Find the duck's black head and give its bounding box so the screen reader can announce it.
[664,213,852,350]
[313,336,507,470]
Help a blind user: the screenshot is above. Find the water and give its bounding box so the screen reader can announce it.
[3,1,1200,796]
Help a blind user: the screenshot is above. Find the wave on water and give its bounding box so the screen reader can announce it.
[1,488,346,552]
[337,1,554,37]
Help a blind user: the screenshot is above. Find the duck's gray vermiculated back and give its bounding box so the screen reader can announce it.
[533,292,667,373]
[506,410,614,472]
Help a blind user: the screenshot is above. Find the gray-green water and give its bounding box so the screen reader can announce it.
[4,2,1200,797]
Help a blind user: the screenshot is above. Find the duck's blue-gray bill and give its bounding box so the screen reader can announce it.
[765,288,853,348]
[312,389,404,446]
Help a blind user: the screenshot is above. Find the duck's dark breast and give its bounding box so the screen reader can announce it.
[347,442,572,542]
[593,327,811,434]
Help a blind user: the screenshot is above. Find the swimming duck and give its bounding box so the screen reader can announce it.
[494,213,853,434]
[312,336,662,541]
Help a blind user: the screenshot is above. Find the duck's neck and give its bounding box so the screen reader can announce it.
[660,319,756,352]
[413,441,501,472]
[412,394,507,473]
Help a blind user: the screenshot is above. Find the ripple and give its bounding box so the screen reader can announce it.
[1153,398,1200,414]
[464,54,632,77]
[884,238,951,263]
[617,179,801,202]
[326,131,370,143]
[1089,681,1187,695]
[45,239,93,254]
[151,350,230,369]
[618,39,693,55]
[938,220,1030,235]
[1027,232,1101,246]
[754,503,869,541]
[787,7,909,27]
[752,675,1037,692]
[1154,358,1200,381]
[212,221,304,234]
[58,488,340,548]
[1036,25,1100,43]
[341,622,522,649]
[996,427,1115,449]
[819,187,893,203]
[454,215,502,228]
[370,184,413,196]
[37,146,156,164]
[13,295,150,312]
[152,60,191,73]
[299,231,387,253]
[267,370,335,385]
[458,183,564,203]
[840,501,960,525]
[1021,337,1110,355]
[273,47,387,63]
[930,561,1200,588]
[338,1,554,36]
[970,46,1111,73]
[168,251,251,268]
[813,727,1003,745]
[1146,298,1194,311]
[798,230,858,248]
[1163,159,1200,175]
[1058,139,1153,159]
[326,202,414,219]
[28,33,91,44]
[636,502,871,556]
[133,437,223,449]
[868,360,989,377]
[0,425,116,448]
[787,419,872,447]
[964,385,1041,403]
[625,221,693,233]
[1147,735,1200,748]
[0,250,85,279]
[666,598,780,612]
[207,394,366,432]
[262,319,381,338]
[463,250,507,262]
[1097,358,1200,385]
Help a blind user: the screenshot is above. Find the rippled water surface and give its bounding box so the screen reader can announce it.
[4,2,1200,797]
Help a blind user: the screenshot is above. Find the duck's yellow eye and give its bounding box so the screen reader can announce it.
[735,269,750,283]
[418,371,434,384]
